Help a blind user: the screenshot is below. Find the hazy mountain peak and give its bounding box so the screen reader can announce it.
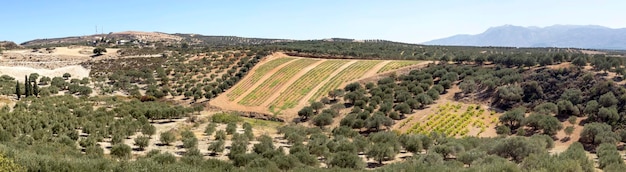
[424,24,626,49]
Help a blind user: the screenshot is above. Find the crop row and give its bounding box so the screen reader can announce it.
[309,60,382,102]
[227,57,295,100]
[238,59,319,106]
[377,60,421,73]
[407,103,488,137]
[269,60,348,110]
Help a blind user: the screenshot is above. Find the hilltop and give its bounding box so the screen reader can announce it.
[424,25,626,50]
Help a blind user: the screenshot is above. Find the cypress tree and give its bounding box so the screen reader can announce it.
[33,82,39,97]
[15,81,20,100]
[24,76,30,97]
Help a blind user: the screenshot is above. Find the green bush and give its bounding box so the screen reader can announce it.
[211,113,242,124]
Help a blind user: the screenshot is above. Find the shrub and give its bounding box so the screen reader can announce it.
[110,143,131,159]
[159,131,176,146]
[211,113,242,124]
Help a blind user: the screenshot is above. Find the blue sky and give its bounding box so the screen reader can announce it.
[2,0,625,44]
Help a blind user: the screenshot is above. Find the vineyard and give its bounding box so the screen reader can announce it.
[269,60,348,110]
[238,58,319,106]
[213,56,427,116]
[308,60,381,102]
[227,57,295,100]
[377,60,422,73]
[406,103,497,137]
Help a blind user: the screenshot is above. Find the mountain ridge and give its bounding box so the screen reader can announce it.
[424,25,626,50]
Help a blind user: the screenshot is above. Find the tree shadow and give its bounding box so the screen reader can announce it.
[367,162,385,168]
[155,143,170,147]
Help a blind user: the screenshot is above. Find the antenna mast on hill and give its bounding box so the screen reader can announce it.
[95,25,98,35]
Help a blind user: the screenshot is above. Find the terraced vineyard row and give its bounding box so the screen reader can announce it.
[238,58,319,106]
[309,60,382,102]
[407,103,491,137]
[269,60,348,110]
[377,60,421,73]
[227,57,295,100]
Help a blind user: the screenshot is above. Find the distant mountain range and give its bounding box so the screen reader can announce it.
[423,25,626,50]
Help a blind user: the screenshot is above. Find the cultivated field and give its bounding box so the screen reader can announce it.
[212,55,425,118]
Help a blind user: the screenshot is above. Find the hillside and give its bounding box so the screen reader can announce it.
[424,25,626,50]
[0,41,22,50]
[19,31,297,47]
[211,53,427,119]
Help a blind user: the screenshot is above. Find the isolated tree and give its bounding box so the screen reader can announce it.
[28,73,39,82]
[394,102,412,115]
[500,107,525,128]
[579,122,612,145]
[214,130,227,140]
[523,113,562,136]
[182,137,198,149]
[142,124,156,138]
[564,126,575,139]
[567,116,577,125]
[571,58,586,69]
[134,135,150,151]
[310,102,324,114]
[312,113,333,129]
[328,89,344,101]
[298,106,314,121]
[329,151,364,169]
[534,102,558,115]
[367,142,396,165]
[93,47,107,55]
[62,73,71,80]
[584,100,600,117]
[24,76,30,97]
[204,123,217,136]
[32,83,38,97]
[226,122,237,135]
[110,143,132,159]
[597,143,623,169]
[489,136,544,162]
[367,113,393,131]
[160,131,176,146]
[207,140,225,155]
[253,135,275,155]
[399,134,422,153]
[15,81,20,100]
[39,76,51,85]
[598,92,618,107]
[459,79,478,94]
[458,149,486,167]
[367,132,399,165]
[344,82,362,92]
[496,85,523,108]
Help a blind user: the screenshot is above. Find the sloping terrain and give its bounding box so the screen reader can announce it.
[211,53,425,119]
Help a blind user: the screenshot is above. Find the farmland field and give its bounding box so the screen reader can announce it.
[377,60,421,73]
[405,102,498,137]
[227,57,295,100]
[269,60,348,110]
[308,60,382,102]
[238,58,319,106]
